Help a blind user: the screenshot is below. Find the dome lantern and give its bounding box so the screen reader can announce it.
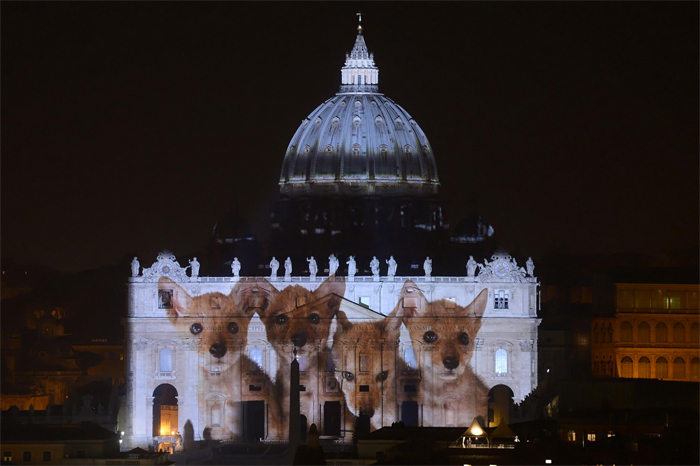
[340,13,378,92]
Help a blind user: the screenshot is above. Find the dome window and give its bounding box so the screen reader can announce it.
[303,145,311,154]
[339,100,346,107]
[352,144,361,156]
[374,116,384,125]
[331,117,340,126]
[325,145,334,154]
[354,100,362,109]
[395,117,404,129]
[314,117,323,127]
[353,116,362,127]
[422,145,430,155]
[370,101,378,108]
[404,145,413,155]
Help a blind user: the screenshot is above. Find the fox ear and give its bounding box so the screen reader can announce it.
[396,280,429,321]
[466,288,489,318]
[314,276,346,301]
[158,277,192,317]
[231,278,279,316]
[334,310,353,333]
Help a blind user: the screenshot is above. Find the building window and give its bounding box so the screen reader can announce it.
[359,354,370,373]
[495,348,507,375]
[358,296,370,308]
[691,358,699,381]
[3,452,11,463]
[620,356,633,378]
[297,355,307,372]
[668,291,685,309]
[567,430,576,442]
[43,451,51,462]
[673,357,686,379]
[23,451,31,462]
[494,290,509,309]
[620,322,633,342]
[637,322,650,343]
[211,404,221,427]
[673,323,686,343]
[586,433,596,442]
[249,348,263,372]
[638,357,651,378]
[404,347,417,371]
[691,323,699,344]
[655,322,668,343]
[159,348,172,373]
[656,357,668,379]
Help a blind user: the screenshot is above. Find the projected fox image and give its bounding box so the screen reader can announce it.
[401,282,490,426]
[256,276,346,439]
[157,277,275,440]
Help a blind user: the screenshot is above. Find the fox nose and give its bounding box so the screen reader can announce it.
[291,333,307,347]
[443,356,459,370]
[360,408,375,418]
[209,342,227,359]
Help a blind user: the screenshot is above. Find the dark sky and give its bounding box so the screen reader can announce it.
[3,1,698,272]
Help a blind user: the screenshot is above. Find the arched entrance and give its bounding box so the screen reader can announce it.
[153,384,178,453]
[488,385,514,428]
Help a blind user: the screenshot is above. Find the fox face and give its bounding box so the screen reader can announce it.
[332,309,401,428]
[258,277,345,353]
[158,277,273,371]
[403,283,488,381]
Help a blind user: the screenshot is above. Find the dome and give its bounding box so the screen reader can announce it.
[279,26,439,197]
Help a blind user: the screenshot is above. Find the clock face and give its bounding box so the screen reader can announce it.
[494,261,510,278]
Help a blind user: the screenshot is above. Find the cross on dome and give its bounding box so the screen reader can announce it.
[341,13,378,91]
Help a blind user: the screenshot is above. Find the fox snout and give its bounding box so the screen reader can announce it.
[209,341,227,358]
[443,355,459,370]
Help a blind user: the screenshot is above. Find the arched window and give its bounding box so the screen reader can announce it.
[656,357,668,379]
[673,323,685,343]
[211,403,221,427]
[691,358,699,381]
[673,357,686,379]
[495,349,507,375]
[655,322,668,343]
[620,356,633,378]
[249,348,263,372]
[404,347,417,371]
[620,322,633,342]
[352,144,361,156]
[159,348,172,373]
[638,357,651,378]
[637,322,650,343]
[690,323,699,344]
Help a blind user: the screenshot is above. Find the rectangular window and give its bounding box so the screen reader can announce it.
[567,430,576,442]
[359,354,370,373]
[43,451,52,462]
[403,384,416,393]
[586,433,596,442]
[617,289,634,308]
[3,452,11,463]
[494,290,509,309]
[668,291,685,309]
[249,385,262,392]
[23,451,31,462]
[635,290,651,309]
[297,355,307,372]
[359,385,370,392]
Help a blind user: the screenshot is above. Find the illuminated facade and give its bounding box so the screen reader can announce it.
[591,283,700,381]
[123,22,540,449]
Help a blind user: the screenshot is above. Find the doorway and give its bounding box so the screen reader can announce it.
[401,401,419,426]
[243,400,265,442]
[323,401,341,436]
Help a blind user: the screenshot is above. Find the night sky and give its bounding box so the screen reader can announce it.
[3,2,698,273]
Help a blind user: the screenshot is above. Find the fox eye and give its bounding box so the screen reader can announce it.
[308,313,320,324]
[190,323,203,335]
[345,372,355,381]
[275,314,287,324]
[227,322,239,334]
[377,370,388,382]
[458,332,469,345]
[423,331,437,343]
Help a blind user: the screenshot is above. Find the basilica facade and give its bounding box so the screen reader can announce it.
[123,22,540,450]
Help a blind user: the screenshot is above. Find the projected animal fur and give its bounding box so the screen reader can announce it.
[401,282,489,426]
[158,277,274,440]
[257,276,345,438]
